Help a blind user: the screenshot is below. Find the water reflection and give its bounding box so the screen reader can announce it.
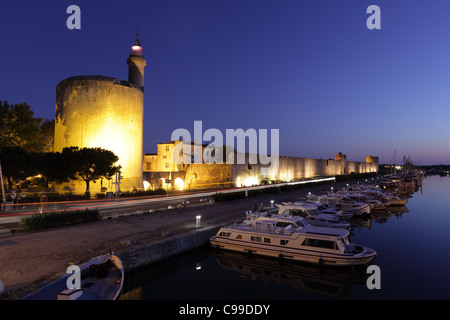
[211,250,368,298]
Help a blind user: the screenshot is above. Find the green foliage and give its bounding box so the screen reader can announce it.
[18,209,100,231]
[40,119,55,152]
[35,151,76,189]
[0,146,33,190]
[63,147,121,195]
[0,101,52,153]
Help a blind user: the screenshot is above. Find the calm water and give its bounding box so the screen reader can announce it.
[122,175,450,300]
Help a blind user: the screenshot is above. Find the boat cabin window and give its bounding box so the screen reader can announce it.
[280,240,289,245]
[236,234,242,239]
[219,231,232,237]
[307,209,321,216]
[264,237,271,243]
[251,236,262,242]
[302,238,337,250]
[283,209,308,218]
[276,222,291,228]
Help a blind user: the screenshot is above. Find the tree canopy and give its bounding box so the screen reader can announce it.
[63,147,121,196]
[0,100,54,152]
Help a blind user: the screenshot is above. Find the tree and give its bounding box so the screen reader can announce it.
[0,146,32,191]
[40,119,55,152]
[64,147,120,196]
[35,151,76,190]
[0,100,53,153]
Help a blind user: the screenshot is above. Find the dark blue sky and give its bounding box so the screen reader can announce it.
[1,0,450,165]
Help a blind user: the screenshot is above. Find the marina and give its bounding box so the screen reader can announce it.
[119,174,450,300]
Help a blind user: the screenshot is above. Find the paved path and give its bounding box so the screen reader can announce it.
[0,180,348,299]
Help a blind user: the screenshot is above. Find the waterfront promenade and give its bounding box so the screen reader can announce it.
[0,179,351,299]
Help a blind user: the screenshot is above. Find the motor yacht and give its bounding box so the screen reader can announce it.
[275,202,350,228]
[210,215,377,267]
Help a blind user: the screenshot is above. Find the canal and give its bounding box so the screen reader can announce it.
[120,175,450,300]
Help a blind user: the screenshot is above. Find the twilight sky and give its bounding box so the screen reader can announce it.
[1,0,450,165]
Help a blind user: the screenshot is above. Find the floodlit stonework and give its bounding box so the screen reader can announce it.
[54,35,146,193]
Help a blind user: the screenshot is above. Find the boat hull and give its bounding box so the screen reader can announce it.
[210,237,376,267]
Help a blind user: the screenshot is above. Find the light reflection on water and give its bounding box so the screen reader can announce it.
[121,175,450,300]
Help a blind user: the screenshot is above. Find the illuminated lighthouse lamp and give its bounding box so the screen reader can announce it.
[131,34,143,55]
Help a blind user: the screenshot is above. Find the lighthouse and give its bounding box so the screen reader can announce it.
[127,34,147,92]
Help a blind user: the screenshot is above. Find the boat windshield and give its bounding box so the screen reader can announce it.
[295,220,306,227]
[307,209,322,216]
[338,237,349,248]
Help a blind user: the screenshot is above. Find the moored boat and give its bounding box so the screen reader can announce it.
[22,253,124,300]
[275,202,350,228]
[210,215,377,267]
[317,194,371,216]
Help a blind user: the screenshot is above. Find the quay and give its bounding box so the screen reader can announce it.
[0,177,362,299]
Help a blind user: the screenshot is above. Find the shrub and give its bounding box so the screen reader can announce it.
[19,209,100,231]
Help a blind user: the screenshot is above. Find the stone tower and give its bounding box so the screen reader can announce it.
[127,34,146,92]
[54,35,147,193]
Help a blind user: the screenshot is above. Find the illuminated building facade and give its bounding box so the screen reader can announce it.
[143,142,379,190]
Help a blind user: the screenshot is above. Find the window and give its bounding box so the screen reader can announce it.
[302,238,336,250]
[236,234,242,239]
[163,155,167,159]
[276,222,291,228]
[285,209,308,218]
[165,162,169,169]
[251,236,262,242]
[280,240,289,245]
[219,231,231,237]
[264,237,271,243]
[296,210,309,218]
[165,145,170,152]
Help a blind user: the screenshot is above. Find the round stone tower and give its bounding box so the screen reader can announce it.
[54,35,147,193]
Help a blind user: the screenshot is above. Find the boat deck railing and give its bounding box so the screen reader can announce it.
[226,222,297,236]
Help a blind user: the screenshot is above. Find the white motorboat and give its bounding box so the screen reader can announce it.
[22,253,124,300]
[304,201,354,219]
[210,215,377,267]
[317,194,371,216]
[346,186,408,206]
[337,192,389,210]
[275,202,350,228]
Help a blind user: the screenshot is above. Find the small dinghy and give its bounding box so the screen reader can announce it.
[22,253,124,300]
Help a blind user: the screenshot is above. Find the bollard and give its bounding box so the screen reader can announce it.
[196,215,201,228]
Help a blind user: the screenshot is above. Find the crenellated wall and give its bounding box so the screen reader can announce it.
[144,149,379,190]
